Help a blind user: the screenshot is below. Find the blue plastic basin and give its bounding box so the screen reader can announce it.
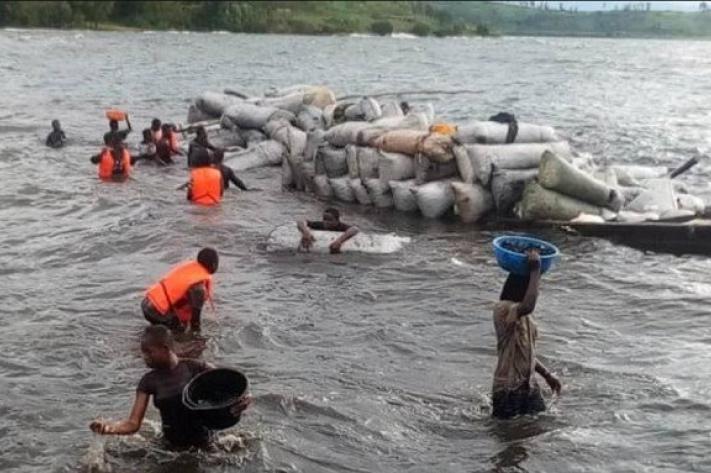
[493,235,560,275]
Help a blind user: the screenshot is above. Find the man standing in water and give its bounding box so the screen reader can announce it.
[492,250,561,419]
[104,115,132,146]
[296,208,359,254]
[90,325,252,450]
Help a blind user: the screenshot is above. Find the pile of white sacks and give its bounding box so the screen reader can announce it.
[187,85,706,223]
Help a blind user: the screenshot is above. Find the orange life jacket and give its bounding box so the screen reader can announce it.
[98,148,131,180]
[189,167,223,206]
[145,261,213,324]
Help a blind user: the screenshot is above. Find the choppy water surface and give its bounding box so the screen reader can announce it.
[1,30,711,473]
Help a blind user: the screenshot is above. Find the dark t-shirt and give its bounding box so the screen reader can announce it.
[103,129,130,145]
[137,359,211,447]
[307,220,351,232]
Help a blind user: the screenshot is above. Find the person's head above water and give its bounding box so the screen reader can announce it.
[51,119,61,131]
[109,119,119,132]
[323,208,340,223]
[197,247,219,274]
[151,118,161,131]
[140,325,176,369]
[161,123,172,136]
[499,273,530,303]
[142,128,152,143]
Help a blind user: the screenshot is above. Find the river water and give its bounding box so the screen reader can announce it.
[1,29,711,473]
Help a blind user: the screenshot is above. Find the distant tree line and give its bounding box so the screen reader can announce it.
[0,1,493,36]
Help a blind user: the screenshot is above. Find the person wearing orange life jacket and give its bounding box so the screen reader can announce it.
[141,248,219,333]
[184,153,224,205]
[90,137,142,181]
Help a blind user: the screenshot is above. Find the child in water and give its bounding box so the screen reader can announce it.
[90,326,252,450]
[491,249,561,419]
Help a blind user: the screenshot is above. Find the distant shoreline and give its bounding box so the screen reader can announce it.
[3,25,711,42]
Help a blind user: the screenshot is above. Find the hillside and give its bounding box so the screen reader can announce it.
[2,1,711,38]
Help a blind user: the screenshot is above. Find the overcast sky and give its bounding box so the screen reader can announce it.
[500,1,703,11]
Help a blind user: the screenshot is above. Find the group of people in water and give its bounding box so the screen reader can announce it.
[45,113,562,452]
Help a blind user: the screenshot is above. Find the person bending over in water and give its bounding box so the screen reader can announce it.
[142,248,219,333]
[45,119,66,148]
[90,325,252,450]
[103,115,132,147]
[297,208,359,254]
[492,250,561,419]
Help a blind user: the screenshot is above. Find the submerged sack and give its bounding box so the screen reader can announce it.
[451,181,493,223]
[324,121,376,147]
[295,105,325,132]
[454,121,559,145]
[411,180,456,219]
[490,168,538,216]
[313,175,334,199]
[538,150,621,210]
[350,178,372,205]
[187,104,214,124]
[329,177,355,202]
[364,178,394,208]
[517,180,605,221]
[281,158,293,189]
[454,141,571,186]
[345,97,382,122]
[390,179,418,212]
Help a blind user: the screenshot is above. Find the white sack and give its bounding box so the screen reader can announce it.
[364,178,394,208]
[390,179,418,212]
[451,181,494,223]
[412,180,456,219]
[454,121,559,144]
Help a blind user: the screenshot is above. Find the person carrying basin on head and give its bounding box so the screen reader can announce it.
[90,136,144,181]
[142,248,219,333]
[491,249,561,419]
[104,113,132,147]
[45,119,66,148]
[297,208,359,254]
[89,325,252,450]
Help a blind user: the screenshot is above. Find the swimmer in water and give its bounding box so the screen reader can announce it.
[491,249,561,419]
[296,208,359,254]
[150,118,162,143]
[90,325,252,450]
[141,248,219,333]
[45,119,66,148]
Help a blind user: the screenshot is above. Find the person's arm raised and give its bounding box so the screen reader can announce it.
[89,391,149,435]
[517,250,541,317]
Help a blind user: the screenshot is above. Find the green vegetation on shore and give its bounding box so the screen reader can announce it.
[1,1,711,39]
[0,1,489,37]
